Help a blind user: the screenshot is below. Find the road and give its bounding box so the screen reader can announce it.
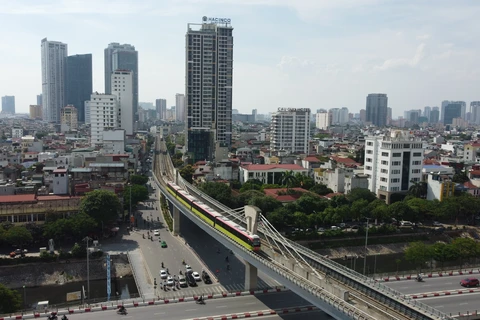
[61,292,330,320]
[419,292,480,315]
[385,274,479,294]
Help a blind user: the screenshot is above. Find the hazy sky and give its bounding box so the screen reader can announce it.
[0,0,479,117]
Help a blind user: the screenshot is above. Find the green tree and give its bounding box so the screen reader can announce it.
[294,173,315,189]
[69,213,98,239]
[124,185,149,209]
[130,174,148,185]
[408,180,428,198]
[5,226,33,249]
[451,237,479,267]
[239,179,263,193]
[280,171,298,190]
[404,241,432,271]
[431,242,458,269]
[406,198,435,221]
[267,207,293,230]
[295,194,326,215]
[199,182,233,207]
[347,188,377,203]
[179,165,195,183]
[249,195,283,215]
[0,283,22,313]
[80,190,122,224]
[293,211,309,229]
[71,242,87,258]
[350,199,369,220]
[234,190,264,207]
[388,201,413,221]
[309,184,333,196]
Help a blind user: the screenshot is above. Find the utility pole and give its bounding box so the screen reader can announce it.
[83,236,91,299]
[363,218,370,275]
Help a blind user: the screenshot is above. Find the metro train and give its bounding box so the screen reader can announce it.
[166,181,261,251]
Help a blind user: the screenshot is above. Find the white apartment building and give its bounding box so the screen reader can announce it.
[11,128,23,139]
[270,108,311,154]
[60,105,78,132]
[111,70,134,135]
[41,38,68,123]
[103,129,126,154]
[175,93,185,122]
[86,93,119,147]
[239,164,308,184]
[464,142,480,163]
[364,130,424,203]
[329,107,349,125]
[315,111,329,130]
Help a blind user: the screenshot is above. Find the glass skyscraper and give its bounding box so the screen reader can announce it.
[65,54,92,122]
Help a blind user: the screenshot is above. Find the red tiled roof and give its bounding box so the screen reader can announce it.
[53,169,67,173]
[37,195,80,201]
[323,192,343,199]
[0,194,36,203]
[464,181,479,189]
[263,188,309,202]
[470,170,480,176]
[241,164,305,171]
[104,154,129,157]
[330,156,357,164]
[304,156,321,163]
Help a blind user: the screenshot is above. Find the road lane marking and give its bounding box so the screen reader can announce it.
[185,309,197,311]
[154,312,165,315]
[216,306,228,308]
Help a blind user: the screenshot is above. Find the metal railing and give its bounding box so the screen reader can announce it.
[127,251,144,299]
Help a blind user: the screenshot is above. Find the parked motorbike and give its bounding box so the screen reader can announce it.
[116,308,127,315]
[415,276,424,282]
[196,299,205,305]
[47,314,58,320]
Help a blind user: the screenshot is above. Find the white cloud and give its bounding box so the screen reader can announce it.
[416,34,431,41]
[277,56,316,70]
[374,43,427,71]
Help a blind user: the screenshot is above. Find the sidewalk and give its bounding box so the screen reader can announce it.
[376,268,480,282]
[126,248,155,299]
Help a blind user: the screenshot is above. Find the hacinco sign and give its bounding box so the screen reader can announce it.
[202,16,231,24]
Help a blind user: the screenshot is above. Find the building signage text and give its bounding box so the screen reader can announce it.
[202,16,231,24]
[278,108,310,113]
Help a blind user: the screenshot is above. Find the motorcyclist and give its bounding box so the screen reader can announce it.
[416,273,423,281]
[48,313,58,320]
[61,315,68,320]
[118,306,127,314]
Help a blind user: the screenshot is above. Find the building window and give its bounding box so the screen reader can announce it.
[392,161,401,166]
[393,153,401,157]
[412,169,421,173]
[413,152,422,157]
[381,152,388,157]
[366,150,373,154]
[381,160,388,165]
[412,161,421,165]
[391,169,400,174]
[391,178,400,183]
[380,177,387,182]
[381,169,388,173]
[366,158,372,162]
[404,144,410,148]
[367,142,373,146]
[366,166,372,170]
[411,178,420,182]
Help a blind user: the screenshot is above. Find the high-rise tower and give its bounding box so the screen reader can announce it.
[104,43,138,121]
[366,93,388,127]
[185,18,234,162]
[175,93,185,122]
[65,54,92,122]
[1,96,15,114]
[41,38,68,123]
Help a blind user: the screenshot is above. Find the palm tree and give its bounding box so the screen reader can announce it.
[280,171,298,191]
[408,180,427,198]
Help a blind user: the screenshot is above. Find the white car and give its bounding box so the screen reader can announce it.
[185,264,193,273]
[166,276,174,287]
[159,269,167,279]
[153,230,160,236]
[178,275,187,288]
[192,271,201,282]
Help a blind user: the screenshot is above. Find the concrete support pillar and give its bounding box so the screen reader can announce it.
[172,206,180,235]
[245,261,258,291]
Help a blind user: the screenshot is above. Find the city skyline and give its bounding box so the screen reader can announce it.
[1,0,479,117]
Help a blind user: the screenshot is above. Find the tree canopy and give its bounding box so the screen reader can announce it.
[80,189,122,224]
[130,174,148,185]
[0,284,21,313]
[124,185,149,209]
[5,226,33,248]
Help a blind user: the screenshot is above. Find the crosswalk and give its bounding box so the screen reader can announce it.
[158,281,281,299]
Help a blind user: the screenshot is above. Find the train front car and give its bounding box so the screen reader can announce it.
[251,234,261,251]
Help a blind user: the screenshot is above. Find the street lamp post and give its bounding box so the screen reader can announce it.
[363,218,370,275]
[23,285,26,310]
[83,236,91,299]
[129,183,132,224]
